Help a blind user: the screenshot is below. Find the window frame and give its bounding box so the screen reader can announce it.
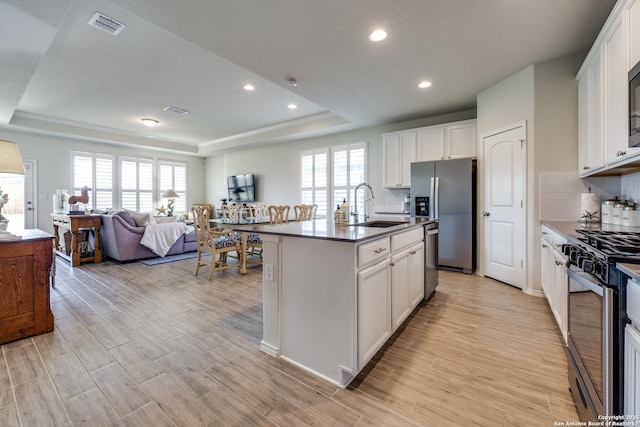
[300,142,367,219]
[71,151,115,211]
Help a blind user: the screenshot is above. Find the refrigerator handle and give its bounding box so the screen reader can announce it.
[434,177,440,219]
[429,177,435,218]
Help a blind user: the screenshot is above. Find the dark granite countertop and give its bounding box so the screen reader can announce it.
[231,215,436,243]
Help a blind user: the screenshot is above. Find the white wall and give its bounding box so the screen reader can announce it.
[477,54,583,295]
[1,128,205,234]
[205,110,477,213]
[477,65,535,292]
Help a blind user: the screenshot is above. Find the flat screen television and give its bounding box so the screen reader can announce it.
[227,173,255,202]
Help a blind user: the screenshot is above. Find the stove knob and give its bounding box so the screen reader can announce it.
[582,259,595,275]
[562,244,572,256]
[570,248,582,263]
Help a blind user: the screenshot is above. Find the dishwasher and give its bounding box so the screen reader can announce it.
[425,221,439,299]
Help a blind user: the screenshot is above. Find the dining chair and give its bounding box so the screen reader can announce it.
[294,204,318,221]
[268,205,291,224]
[221,203,244,224]
[191,204,241,280]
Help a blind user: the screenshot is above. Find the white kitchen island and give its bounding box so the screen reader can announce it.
[233,216,436,387]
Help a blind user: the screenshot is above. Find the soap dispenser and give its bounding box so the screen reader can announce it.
[341,198,349,222]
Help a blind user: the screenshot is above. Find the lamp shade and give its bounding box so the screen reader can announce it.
[161,189,179,198]
[0,141,25,175]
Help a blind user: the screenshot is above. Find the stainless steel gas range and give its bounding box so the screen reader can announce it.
[563,229,640,420]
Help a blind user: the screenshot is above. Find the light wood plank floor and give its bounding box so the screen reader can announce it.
[0,256,578,426]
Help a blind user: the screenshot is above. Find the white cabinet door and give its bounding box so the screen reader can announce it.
[415,120,476,162]
[383,134,400,188]
[625,325,640,420]
[603,13,635,164]
[408,243,424,307]
[382,132,415,188]
[398,132,416,187]
[446,121,477,159]
[416,127,445,161]
[553,250,568,344]
[540,237,551,299]
[391,249,411,330]
[578,51,604,176]
[589,51,604,172]
[630,0,640,68]
[357,259,391,368]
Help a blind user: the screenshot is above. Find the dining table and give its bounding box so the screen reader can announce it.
[211,215,271,274]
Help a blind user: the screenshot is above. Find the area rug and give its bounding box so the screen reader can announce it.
[139,252,208,265]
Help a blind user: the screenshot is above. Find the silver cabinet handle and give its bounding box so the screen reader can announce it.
[374,248,387,254]
[482,211,490,217]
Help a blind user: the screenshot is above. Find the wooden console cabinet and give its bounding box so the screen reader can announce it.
[0,229,54,344]
[52,214,102,267]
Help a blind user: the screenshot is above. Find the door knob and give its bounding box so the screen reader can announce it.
[482,211,490,217]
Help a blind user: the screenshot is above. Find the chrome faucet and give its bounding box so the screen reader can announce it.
[352,183,375,220]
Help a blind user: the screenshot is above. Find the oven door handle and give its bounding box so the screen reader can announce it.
[566,266,604,296]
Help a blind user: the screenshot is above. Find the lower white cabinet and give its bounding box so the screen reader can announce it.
[391,242,424,330]
[625,324,640,420]
[357,258,392,368]
[408,243,425,307]
[540,225,568,344]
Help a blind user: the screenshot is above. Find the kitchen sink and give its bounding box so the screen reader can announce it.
[349,220,408,228]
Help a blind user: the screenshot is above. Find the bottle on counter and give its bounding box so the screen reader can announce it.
[341,198,349,222]
[335,204,343,224]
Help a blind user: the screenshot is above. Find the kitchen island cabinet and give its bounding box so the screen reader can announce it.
[233,216,435,387]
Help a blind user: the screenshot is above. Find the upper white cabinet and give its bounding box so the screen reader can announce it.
[383,119,476,188]
[416,119,476,162]
[630,0,640,67]
[603,10,635,164]
[383,132,416,188]
[578,50,604,175]
[578,0,640,176]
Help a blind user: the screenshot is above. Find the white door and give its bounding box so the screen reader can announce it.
[0,159,35,231]
[482,124,525,288]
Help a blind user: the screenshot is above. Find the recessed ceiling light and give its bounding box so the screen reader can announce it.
[141,118,158,127]
[369,29,387,42]
[418,81,432,89]
[288,103,297,110]
[244,84,255,91]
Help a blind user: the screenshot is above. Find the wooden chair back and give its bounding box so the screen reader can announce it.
[191,204,212,248]
[191,204,240,280]
[221,204,244,223]
[268,205,291,224]
[248,203,269,220]
[294,204,318,221]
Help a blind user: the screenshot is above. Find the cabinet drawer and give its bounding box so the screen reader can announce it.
[358,237,391,268]
[391,228,423,252]
[628,279,640,325]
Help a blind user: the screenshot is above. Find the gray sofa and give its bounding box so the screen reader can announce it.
[100,211,197,261]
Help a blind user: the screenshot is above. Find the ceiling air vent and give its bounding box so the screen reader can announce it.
[88,12,125,36]
[163,106,190,116]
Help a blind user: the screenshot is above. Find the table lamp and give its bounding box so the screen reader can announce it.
[0,141,25,175]
[161,189,179,216]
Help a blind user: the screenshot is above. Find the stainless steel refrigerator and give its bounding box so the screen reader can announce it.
[410,158,476,274]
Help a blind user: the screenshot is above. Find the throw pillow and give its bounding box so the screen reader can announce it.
[124,209,155,227]
[114,210,136,227]
[154,216,177,224]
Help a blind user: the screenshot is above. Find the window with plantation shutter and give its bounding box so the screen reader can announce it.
[159,162,187,214]
[333,143,366,215]
[72,152,114,210]
[300,149,328,217]
[121,158,153,212]
[300,143,366,218]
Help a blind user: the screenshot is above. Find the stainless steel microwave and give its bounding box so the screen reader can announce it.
[631,60,640,147]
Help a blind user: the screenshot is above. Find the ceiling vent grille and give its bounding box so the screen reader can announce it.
[163,106,190,116]
[88,12,125,35]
